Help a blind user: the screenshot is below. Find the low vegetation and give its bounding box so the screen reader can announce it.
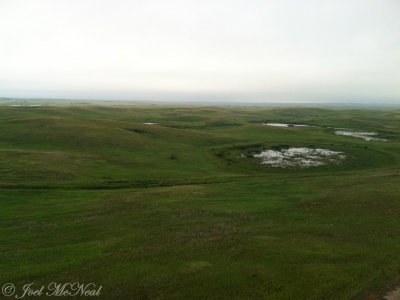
[1,102,400,299]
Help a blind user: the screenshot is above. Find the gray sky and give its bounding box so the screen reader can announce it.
[1,0,399,103]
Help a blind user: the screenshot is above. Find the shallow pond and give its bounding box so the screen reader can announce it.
[253,147,345,168]
[335,130,387,141]
[263,123,308,127]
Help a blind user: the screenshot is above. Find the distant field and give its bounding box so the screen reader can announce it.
[1,104,400,299]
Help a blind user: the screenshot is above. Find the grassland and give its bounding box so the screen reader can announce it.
[1,103,400,299]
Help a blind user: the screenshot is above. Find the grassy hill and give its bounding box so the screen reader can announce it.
[1,104,400,299]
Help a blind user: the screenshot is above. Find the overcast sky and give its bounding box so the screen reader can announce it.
[0,0,399,103]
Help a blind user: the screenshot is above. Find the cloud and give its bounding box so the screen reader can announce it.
[0,0,399,102]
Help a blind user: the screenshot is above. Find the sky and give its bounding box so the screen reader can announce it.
[0,0,399,103]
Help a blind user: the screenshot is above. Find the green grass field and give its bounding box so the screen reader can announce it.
[1,103,400,299]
